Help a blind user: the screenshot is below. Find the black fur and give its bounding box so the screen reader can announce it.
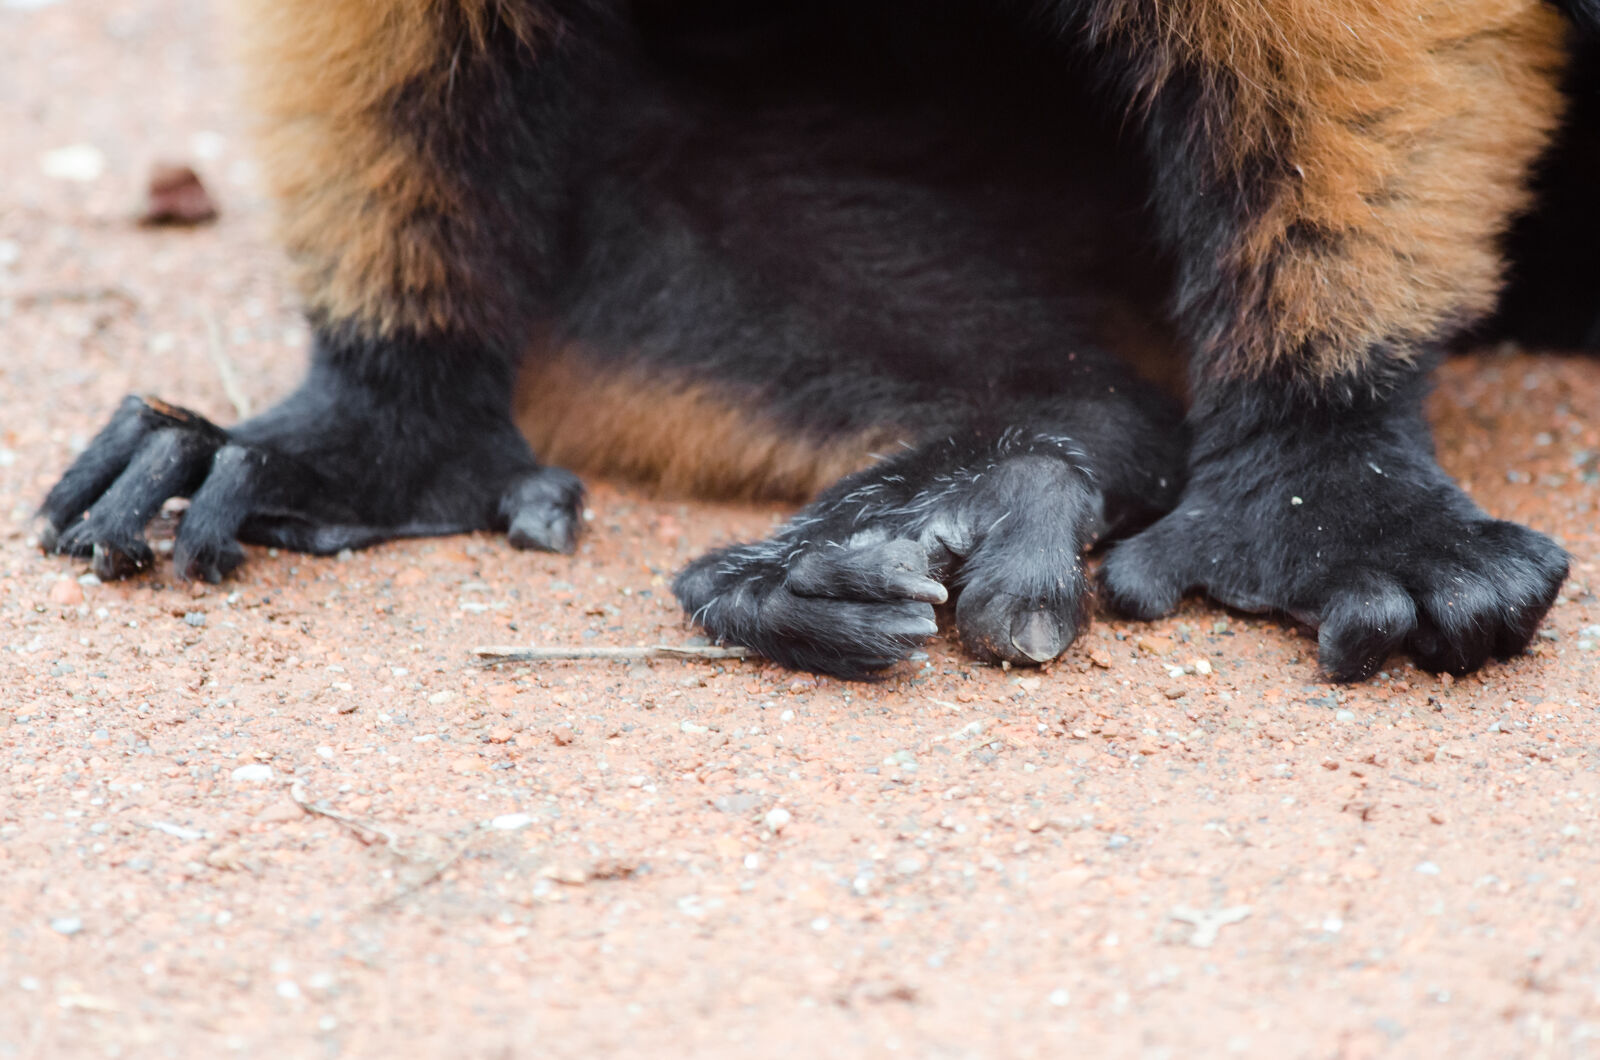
[1100,363,1569,681]
[1553,0,1600,36]
[40,0,1580,680]
[1062,0,1573,680]
[1492,32,1600,349]
[676,410,1183,678]
[41,330,585,582]
[41,2,611,578]
[588,3,1185,676]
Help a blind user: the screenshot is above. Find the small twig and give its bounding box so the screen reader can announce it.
[289,781,399,848]
[201,307,252,419]
[289,782,470,909]
[961,735,1012,758]
[9,285,139,310]
[474,643,752,665]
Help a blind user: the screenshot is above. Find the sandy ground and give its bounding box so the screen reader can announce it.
[5,3,1600,1058]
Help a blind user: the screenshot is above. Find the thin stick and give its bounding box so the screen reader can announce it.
[201,307,252,419]
[10,285,139,309]
[289,782,468,910]
[474,643,752,664]
[288,781,399,848]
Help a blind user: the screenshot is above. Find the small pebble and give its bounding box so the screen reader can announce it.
[48,578,84,607]
[41,143,105,182]
[50,917,83,936]
[1415,861,1441,876]
[763,806,792,834]
[490,813,533,831]
[230,763,274,784]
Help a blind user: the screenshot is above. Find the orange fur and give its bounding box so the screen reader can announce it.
[514,348,907,502]
[1091,0,1570,379]
[233,0,545,337]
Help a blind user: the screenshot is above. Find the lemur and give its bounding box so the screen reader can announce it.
[40,1,1590,680]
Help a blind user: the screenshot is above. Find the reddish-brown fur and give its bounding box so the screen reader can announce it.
[234,0,546,337]
[1088,0,1570,380]
[515,349,905,502]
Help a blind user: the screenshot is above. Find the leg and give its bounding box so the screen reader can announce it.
[1075,0,1574,678]
[41,0,604,579]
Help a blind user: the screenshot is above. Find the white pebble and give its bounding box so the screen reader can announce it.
[763,806,792,834]
[1048,989,1071,1008]
[49,916,83,936]
[1415,861,1441,876]
[490,813,533,831]
[41,144,106,182]
[230,764,274,784]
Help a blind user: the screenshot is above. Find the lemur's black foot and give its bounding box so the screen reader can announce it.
[674,432,1111,678]
[1100,385,1569,682]
[40,392,583,583]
